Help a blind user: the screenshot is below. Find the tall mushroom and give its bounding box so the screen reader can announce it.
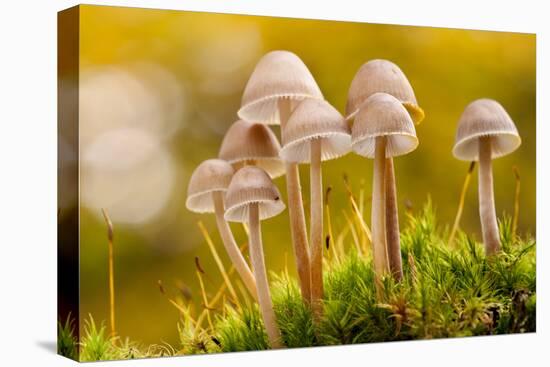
[238,50,324,304]
[224,166,286,349]
[185,159,258,300]
[453,99,521,255]
[351,93,419,284]
[346,59,424,281]
[219,119,285,178]
[279,98,351,315]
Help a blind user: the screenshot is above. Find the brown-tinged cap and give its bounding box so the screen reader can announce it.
[224,166,285,222]
[453,98,521,161]
[351,92,418,158]
[279,99,351,163]
[186,159,234,213]
[219,119,285,178]
[238,50,323,125]
[345,59,424,124]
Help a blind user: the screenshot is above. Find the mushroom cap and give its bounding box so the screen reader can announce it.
[453,98,521,161]
[238,50,324,125]
[279,99,351,163]
[224,166,286,222]
[351,92,418,159]
[186,159,234,213]
[345,59,424,124]
[219,119,285,178]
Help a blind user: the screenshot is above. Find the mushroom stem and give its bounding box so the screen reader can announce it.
[212,191,258,301]
[478,137,501,255]
[372,136,390,281]
[278,98,312,304]
[248,202,283,348]
[385,157,403,282]
[310,138,323,317]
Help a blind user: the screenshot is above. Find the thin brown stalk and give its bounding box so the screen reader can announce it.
[343,174,372,244]
[449,161,476,246]
[196,268,214,330]
[512,166,521,239]
[158,280,198,326]
[197,221,240,306]
[101,208,116,338]
[343,210,362,255]
[325,187,339,264]
[335,218,351,261]
[196,243,247,329]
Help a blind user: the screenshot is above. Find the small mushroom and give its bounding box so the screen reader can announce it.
[186,159,258,300]
[351,93,418,282]
[280,98,351,315]
[346,59,424,281]
[219,119,285,178]
[346,59,424,124]
[453,99,521,255]
[239,50,323,124]
[238,50,324,304]
[224,166,286,348]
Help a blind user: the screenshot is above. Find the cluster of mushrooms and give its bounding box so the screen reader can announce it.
[185,51,521,348]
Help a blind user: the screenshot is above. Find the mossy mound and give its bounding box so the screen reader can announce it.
[62,202,535,360]
[214,203,535,352]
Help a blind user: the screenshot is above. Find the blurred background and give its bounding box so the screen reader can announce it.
[59,5,535,346]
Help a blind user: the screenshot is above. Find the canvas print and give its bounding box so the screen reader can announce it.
[57,5,536,362]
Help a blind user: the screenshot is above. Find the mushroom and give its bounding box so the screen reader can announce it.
[346,59,424,281]
[185,159,258,300]
[351,93,418,283]
[238,50,324,304]
[453,99,521,255]
[224,166,285,348]
[219,119,285,178]
[279,98,351,315]
[346,59,424,123]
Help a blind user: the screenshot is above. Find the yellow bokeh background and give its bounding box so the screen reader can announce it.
[71,5,535,345]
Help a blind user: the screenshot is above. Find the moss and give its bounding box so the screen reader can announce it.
[212,202,536,350]
[57,313,78,360]
[61,201,536,359]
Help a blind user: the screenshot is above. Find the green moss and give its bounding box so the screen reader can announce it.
[212,201,536,350]
[57,313,78,360]
[63,201,536,359]
[79,315,117,361]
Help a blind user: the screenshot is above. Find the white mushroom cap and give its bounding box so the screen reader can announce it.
[346,59,424,124]
[186,159,234,213]
[238,50,323,125]
[279,99,351,163]
[224,166,286,223]
[453,98,521,161]
[351,92,418,158]
[219,119,285,178]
